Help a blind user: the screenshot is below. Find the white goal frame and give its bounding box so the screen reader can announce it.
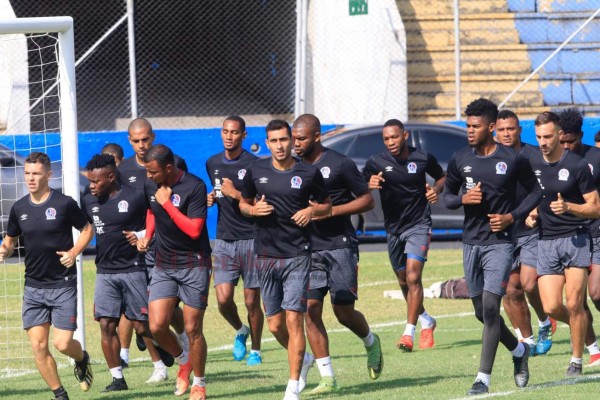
[0,17,85,348]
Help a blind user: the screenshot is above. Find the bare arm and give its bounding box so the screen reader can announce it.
[0,235,19,262]
[56,223,94,268]
[552,191,600,219]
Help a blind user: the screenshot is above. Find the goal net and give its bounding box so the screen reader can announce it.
[0,16,83,377]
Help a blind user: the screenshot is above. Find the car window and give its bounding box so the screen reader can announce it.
[346,133,386,159]
[325,136,355,155]
[416,128,466,165]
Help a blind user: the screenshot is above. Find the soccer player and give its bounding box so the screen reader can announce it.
[292,113,382,393]
[363,119,444,353]
[102,143,124,166]
[83,153,153,392]
[119,117,189,382]
[137,144,212,400]
[557,108,600,366]
[239,120,331,400]
[443,98,540,395]
[206,116,264,366]
[0,152,94,400]
[495,110,556,356]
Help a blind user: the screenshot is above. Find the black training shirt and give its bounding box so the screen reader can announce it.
[515,143,542,237]
[7,190,88,288]
[574,144,600,238]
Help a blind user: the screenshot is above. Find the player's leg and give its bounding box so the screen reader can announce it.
[564,266,589,375]
[241,239,264,366]
[502,269,535,354]
[98,318,128,392]
[585,237,600,366]
[117,315,133,368]
[26,324,62,390]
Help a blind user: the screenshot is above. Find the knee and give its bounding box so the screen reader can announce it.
[217,293,234,310]
[521,278,537,294]
[333,306,353,327]
[588,283,600,304]
[505,285,524,301]
[30,337,49,356]
[267,318,284,337]
[566,297,584,314]
[244,291,261,313]
[52,336,70,353]
[405,271,422,287]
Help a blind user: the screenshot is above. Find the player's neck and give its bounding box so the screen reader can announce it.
[511,141,522,151]
[224,147,243,160]
[474,137,497,156]
[303,144,324,164]
[135,155,145,166]
[166,168,183,187]
[29,186,51,204]
[543,146,564,163]
[272,156,295,171]
[392,144,409,160]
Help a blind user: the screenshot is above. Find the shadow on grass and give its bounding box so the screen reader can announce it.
[0,388,46,397]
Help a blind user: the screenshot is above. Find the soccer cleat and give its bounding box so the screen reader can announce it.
[155,344,175,367]
[309,376,340,394]
[246,351,262,366]
[397,335,414,352]
[536,323,553,355]
[366,333,383,380]
[467,380,489,395]
[589,353,600,367]
[189,385,206,400]
[419,318,436,349]
[298,352,315,392]
[101,377,128,393]
[120,358,129,369]
[73,350,93,392]
[513,343,530,388]
[53,393,70,400]
[174,359,193,396]
[146,367,168,383]
[233,331,249,361]
[136,332,147,352]
[566,362,583,377]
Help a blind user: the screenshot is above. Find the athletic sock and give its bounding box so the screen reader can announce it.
[419,311,435,329]
[175,350,189,365]
[538,317,551,328]
[285,379,300,395]
[362,330,375,347]
[571,356,583,365]
[52,386,67,398]
[523,335,536,347]
[514,328,523,341]
[304,352,313,364]
[587,341,600,355]
[315,356,334,377]
[119,348,129,363]
[403,324,416,338]
[511,342,526,358]
[236,325,250,336]
[249,349,261,356]
[109,366,124,379]
[475,372,491,387]
[153,360,166,369]
[192,376,206,387]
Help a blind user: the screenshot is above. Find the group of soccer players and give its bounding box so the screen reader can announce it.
[2,97,600,399]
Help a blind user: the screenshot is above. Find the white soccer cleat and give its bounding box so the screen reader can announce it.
[146,367,168,383]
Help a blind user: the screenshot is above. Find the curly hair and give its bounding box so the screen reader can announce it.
[558,108,583,135]
[86,153,117,172]
[465,98,498,124]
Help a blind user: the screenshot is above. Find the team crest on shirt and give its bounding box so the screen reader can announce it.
[495,162,507,175]
[20,214,27,221]
[128,176,136,183]
[463,166,472,173]
[291,176,302,189]
[118,200,129,213]
[238,169,247,180]
[92,206,99,213]
[407,162,417,174]
[558,169,569,181]
[385,166,393,172]
[45,207,56,220]
[320,166,331,179]
[589,164,594,175]
[171,194,181,207]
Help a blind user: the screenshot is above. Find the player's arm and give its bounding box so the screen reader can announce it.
[137,209,154,252]
[156,186,204,240]
[317,192,373,220]
[220,178,242,201]
[0,235,18,262]
[442,156,465,209]
[56,223,94,268]
[552,191,600,218]
[240,195,273,217]
[293,168,332,226]
[509,155,542,222]
[425,153,446,204]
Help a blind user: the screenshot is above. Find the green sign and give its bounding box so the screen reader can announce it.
[349,0,368,16]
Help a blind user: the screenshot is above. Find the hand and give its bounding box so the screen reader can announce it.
[221,178,237,199]
[525,209,538,228]
[462,182,483,205]
[0,246,8,262]
[56,250,76,268]
[550,193,569,215]
[292,207,313,227]
[425,183,438,204]
[155,186,172,205]
[123,231,138,246]
[308,200,332,221]
[137,237,150,253]
[252,195,274,216]
[487,213,514,233]
[368,172,385,190]
[207,190,215,207]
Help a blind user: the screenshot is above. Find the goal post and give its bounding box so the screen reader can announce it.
[0,16,85,363]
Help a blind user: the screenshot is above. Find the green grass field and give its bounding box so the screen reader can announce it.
[0,248,599,399]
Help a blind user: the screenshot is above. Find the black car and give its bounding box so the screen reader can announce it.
[320,122,467,235]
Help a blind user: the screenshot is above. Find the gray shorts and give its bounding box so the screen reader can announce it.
[387,221,431,272]
[308,248,359,305]
[149,256,212,310]
[22,286,77,331]
[463,243,513,297]
[258,255,310,317]
[591,236,600,266]
[212,239,259,289]
[537,232,591,276]
[512,234,538,271]
[94,271,149,321]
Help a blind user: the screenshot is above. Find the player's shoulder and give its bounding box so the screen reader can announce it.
[520,143,541,157]
[407,146,431,161]
[206,151,223,166]
[582,144,600,160]
[118,155,137,170]
[81,192,97,207]
[241,149,259,161]
[449,146,472,163]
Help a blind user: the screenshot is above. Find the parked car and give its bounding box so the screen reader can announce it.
[320,122,467,235]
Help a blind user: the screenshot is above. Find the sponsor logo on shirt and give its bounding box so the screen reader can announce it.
[92,206,99,213]
[385,166,393,172]
[128,176,136,183]
[238,169,246,180]
[495,162,507,175]
[93,215,100,222]
[291,176,302,189]
[45,207,56,220]
[150,195,156,202]
[407,162,417,174]
[20,214,27,221]
[320,166,331,179]
[214,178,223,198]
[463,166,472,173]
[118,200,129,213]
[558,168,569,181]
[589,164,594,175]
[534,170,541,176]
[465,177,476,190]
[171,194,181,207]
[259,177,268,184]
[214,169,219,175]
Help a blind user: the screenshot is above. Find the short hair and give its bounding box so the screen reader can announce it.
[465,98,498,124]
[25,151,51,171]
[558,108,583,135]
[128,117,153,135]
[101,143,124,161]
[534,111,561,127]
[383,119,405,130]
[293,114,321,133]
[497,109,520,125]
[224,115,246,132]
[595,130,600,143]
[265,119,291,138]
[144,144,174,167]
[85,153,117,172]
